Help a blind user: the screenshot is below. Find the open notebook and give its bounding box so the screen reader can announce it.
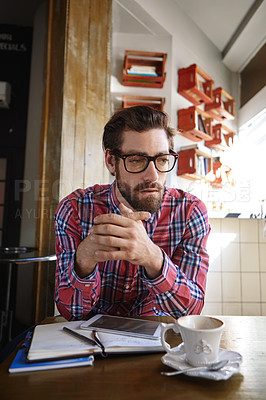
[27,320,164,361]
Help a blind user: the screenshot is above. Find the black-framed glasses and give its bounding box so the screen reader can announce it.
[112,151,178,173]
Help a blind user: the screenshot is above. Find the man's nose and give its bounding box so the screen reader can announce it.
[142,160,159,181]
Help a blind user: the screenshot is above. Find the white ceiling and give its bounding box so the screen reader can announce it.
[114,0,266,72]
[173,0,256,52]
[174,0,266,71]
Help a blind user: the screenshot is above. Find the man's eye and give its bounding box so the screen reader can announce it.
[157,157,169,165]
[128,157,145,164]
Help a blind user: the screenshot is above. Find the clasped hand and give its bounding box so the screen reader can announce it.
[75,204,163,279]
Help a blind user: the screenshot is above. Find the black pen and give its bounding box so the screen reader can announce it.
[62,327,99,347]
[92,330,107,357]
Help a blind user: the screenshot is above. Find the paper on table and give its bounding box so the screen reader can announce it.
[97,330,162,348]
[28,321,163,361]
[29,322,93,355]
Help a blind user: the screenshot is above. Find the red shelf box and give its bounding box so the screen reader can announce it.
[178,64,213,105]
[178,106,213,142]
[205,87,235,121]
[177,147,212,181]
[205,123,234,151]
[210,159,223,187]
[122,95,165,111]
[122,50,167,88]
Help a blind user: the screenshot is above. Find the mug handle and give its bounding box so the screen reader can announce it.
[161,322,185,355]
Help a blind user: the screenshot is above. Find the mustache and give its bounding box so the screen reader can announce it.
[133,182,164,192]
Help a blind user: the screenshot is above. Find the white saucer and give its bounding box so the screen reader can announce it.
[161,345,242,381]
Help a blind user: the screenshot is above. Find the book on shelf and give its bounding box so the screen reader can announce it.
[204,157,211,174]
[197,114,207,133]
[196,74,204,92]
[196,155,206,176]
[126,65,158,76]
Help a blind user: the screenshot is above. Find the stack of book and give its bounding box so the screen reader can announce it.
[127,65,158,76]
[9,319,163,373]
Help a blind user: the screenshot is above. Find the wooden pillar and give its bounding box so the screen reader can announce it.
[34,0,112,323]
[60,0,111,198]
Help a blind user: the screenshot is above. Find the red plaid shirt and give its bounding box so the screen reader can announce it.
[55,182,210,320]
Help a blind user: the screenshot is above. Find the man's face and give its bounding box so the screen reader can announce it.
[114,129,169,214]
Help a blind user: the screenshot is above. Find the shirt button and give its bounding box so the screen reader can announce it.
[117,311,120,315]
[125,285,130,290]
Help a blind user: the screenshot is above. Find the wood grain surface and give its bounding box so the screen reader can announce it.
[1,316,266,400]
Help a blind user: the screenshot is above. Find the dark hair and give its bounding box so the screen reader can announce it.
[102,106,176,152]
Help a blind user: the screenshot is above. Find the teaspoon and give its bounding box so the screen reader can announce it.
[161,359,229,376]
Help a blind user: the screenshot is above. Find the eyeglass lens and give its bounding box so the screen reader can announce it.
[125,154,176,173]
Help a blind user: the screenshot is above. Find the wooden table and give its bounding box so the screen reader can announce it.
[1,316,266,400]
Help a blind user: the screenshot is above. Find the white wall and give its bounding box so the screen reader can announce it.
[134,0,239,118]
[112,0,239,190]
[203,218,266,316]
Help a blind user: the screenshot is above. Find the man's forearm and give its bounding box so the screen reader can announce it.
[75,241,97,278]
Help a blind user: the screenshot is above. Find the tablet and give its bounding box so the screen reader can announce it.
[80,315,162,340]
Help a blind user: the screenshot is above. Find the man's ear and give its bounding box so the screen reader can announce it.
[105,149,116,176]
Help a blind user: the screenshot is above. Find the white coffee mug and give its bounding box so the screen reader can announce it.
[161,315,225,367]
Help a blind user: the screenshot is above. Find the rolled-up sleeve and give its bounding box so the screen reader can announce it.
[55,196,101,320]
[140,198,210,318]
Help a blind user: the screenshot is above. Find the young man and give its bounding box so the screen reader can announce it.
[55,106,210,320]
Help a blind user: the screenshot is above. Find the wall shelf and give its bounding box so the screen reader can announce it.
[205,123,234,151]
[122,95,165,111]
[178,64,213,105]
[178,106,213,142]
[122,50,167,88]
[177,146,212,181]
[205,87,235,121]
[211,159,223,187]
[209,158,233,188]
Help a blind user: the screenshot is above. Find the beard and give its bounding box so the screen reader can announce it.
[115,167,165,214]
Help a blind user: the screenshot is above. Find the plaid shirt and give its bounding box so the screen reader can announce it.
[55,182,210,320]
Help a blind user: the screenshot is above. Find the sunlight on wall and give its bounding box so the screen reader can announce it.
[175,108,266,218]
[203,218,266,316]
[207,232,236,263]
[222,108,266,217]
